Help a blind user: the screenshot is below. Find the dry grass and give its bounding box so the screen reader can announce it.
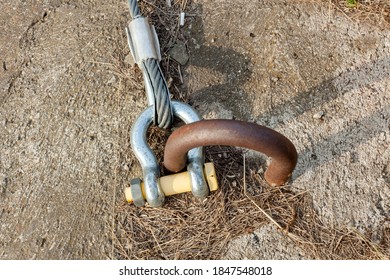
[114,146,389,259]
[328,0,390,28]
[113,0,390,260]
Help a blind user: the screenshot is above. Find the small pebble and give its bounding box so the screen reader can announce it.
[107,75,116,85]
[168,40,189,65]
[313,111,325,119]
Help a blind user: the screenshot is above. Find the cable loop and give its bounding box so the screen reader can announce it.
[126,0,173,129]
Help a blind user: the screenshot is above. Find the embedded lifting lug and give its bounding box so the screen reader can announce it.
[164,119,298,187]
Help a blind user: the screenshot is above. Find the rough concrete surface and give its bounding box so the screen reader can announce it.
[1,0,389,259]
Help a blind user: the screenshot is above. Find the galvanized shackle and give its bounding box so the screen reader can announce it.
[164,119,298,186]
[130,101,209,207]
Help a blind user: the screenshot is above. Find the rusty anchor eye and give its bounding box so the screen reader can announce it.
[163,119,298,186]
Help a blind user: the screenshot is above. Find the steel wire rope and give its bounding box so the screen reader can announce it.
[127,0,173,129]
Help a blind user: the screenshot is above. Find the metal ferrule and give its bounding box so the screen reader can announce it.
[130,101,209,207]
[126,17,161,65]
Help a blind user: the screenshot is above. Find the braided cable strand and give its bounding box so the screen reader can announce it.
[127,0,173,129]
[143,58,173,129]
[128,0,140,19]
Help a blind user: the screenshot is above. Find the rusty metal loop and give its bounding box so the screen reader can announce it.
[164,119,298,186]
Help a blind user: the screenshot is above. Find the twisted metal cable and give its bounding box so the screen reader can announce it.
[127,0,173,129]
[128,0,140,19]
[142,58,173,129]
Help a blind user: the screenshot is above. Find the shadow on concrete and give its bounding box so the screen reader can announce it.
[185,4,389,181]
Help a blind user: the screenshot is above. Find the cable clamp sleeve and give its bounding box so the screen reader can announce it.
[126,17,162,65]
